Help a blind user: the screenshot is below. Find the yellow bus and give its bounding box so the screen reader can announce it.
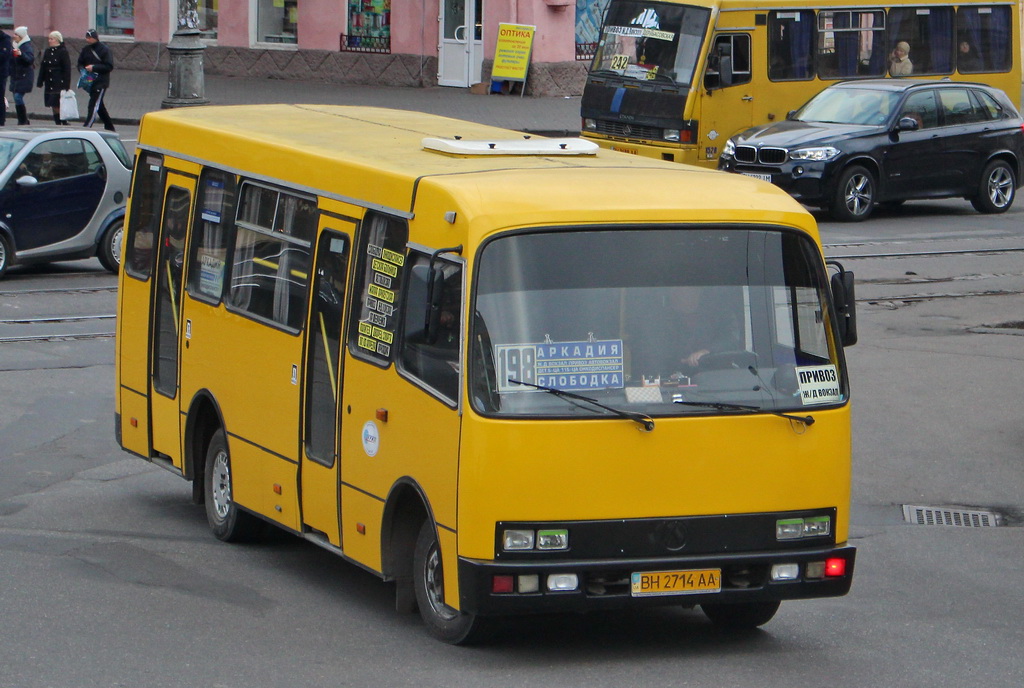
[582,0,1022,167]
[115,105,859,644]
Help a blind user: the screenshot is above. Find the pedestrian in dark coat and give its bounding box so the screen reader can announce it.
[10,26,34,125]
[78,29,115,131]
[0,31,12,126]
[38,31,72,125]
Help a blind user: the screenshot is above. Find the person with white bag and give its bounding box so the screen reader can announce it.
[37,31,73,125]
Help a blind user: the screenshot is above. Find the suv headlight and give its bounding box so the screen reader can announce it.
[789,146,841,162]
[721,139,736,157]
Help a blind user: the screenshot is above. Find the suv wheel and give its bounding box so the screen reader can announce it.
[831,165,876,222]
[970,159,1016,214]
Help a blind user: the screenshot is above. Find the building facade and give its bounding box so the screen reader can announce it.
[7,0,610,95]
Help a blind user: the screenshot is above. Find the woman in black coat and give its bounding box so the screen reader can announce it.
[10,26,35,125]
[37,31,72,125]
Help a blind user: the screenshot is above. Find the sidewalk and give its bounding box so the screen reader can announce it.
[28,70,582,136]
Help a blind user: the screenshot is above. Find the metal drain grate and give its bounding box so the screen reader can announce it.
[902,505,1001,527]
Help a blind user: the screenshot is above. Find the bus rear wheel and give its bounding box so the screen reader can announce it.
[203,429,263,542]
[701,600,781,630]
[413,520,492,644]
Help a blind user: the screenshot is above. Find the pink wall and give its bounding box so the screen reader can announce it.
[299,0,344,50]
[391,0,437,56]
[132,0,170,43]
[485,0,576,63]
[217,0,252,47]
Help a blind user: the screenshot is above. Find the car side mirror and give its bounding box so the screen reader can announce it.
[897,117,919,132]
[828,261,858,347]
[786,110,798,121]
[15,175,38,187]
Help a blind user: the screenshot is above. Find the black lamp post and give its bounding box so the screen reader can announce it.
[162,0,210,108]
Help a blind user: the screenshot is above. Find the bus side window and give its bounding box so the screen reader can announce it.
[956,6,1013,73]
[187,168,236,303]
[124,153,165,281]
[704,34,751,90]
[769,11,815,81]
[347,211,409,366]
[227,183,317,331]
[887,7,955,75]
[398,251,463,405]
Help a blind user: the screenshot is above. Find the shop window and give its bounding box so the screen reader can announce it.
[96,0,135,37]
[343,0,391,53]
[257,0,297,44]
[0,0,12,30]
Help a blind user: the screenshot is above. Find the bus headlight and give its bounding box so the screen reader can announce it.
[583,118,597,131]
[503,529,535,550]
[776,516,831,540]
[663,129,680,142]
[536,529,569,550]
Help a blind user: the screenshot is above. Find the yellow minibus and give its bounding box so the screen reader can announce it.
[582,0,1022,167]
[115,105,858,643]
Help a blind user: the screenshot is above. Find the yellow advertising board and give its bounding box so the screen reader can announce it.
[491,23,536,82]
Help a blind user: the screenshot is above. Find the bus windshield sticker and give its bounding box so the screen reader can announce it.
[795,365,841,405]
[495,340,625,393]
[357,242,404,358]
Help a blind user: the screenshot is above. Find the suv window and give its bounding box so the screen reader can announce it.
[938,88,984,125]
[972,90,1005,121]
[900,90,940,129]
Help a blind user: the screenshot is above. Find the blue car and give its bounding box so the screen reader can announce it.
[0,128,132,278]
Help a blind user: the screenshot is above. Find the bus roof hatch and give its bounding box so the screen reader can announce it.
[422,137,599,157]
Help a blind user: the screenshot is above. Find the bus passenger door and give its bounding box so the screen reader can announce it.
[149,178,195,470]
[300,227,351,544]
[701,33,754,164]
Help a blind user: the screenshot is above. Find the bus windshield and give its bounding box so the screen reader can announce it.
[472,228,846,420]
[795,86,903,125]
[590,1,711,87]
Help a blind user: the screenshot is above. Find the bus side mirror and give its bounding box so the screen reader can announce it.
[404,264,434,344]
[719,53,734,88]
[828,262,858,347]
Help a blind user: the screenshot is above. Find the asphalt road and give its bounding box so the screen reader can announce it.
[0,196,1022,686]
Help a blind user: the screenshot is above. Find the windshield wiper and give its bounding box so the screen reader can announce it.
[507,378,655,432]
[673,400,814,426]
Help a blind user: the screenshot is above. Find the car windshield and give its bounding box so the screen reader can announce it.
[590,1,711,87]
[0,138,27,171]
[470,228,847,420]
[101,134,134,169]
[796,87,902,125]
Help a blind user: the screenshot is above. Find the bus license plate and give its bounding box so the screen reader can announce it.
[742,172,772,182]
[631,569,722,597]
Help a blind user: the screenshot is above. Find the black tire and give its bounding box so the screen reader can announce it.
[203,429,263,542]
[830,165,876,222]
[701,600,781,630]
[0,234,10,280]
[97,220,123,274]
[413,520,492,644]
[970,159,1016,214]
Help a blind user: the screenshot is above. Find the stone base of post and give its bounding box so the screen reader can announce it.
[162,29,210,108]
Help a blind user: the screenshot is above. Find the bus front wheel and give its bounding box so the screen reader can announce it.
[413,520,492,644]
[701,600,780,630]
[203,429,263,542]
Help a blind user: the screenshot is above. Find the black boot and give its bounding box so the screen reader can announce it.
[53,111,63,125]
[15,103,28,125]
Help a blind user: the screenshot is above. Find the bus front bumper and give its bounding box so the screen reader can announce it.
[458,545,855,616]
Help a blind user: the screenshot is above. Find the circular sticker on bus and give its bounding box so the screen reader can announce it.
[362,420,380,457]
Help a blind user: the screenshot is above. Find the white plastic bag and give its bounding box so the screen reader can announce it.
[59,90,79,121]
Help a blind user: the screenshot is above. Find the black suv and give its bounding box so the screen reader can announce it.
[718,80,1024,221]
